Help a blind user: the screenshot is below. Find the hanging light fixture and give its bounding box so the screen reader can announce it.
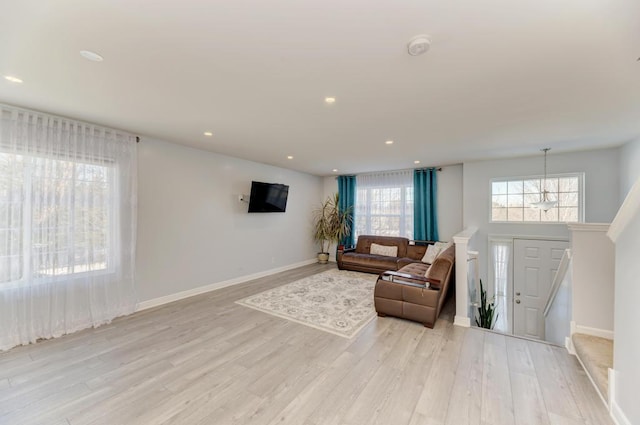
[530,148,558,211]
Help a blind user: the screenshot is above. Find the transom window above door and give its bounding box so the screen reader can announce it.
[490,174,584,223]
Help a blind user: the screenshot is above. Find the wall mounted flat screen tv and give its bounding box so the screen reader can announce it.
[248,181,289,213]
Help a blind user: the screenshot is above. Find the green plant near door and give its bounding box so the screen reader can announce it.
[312,193,352,264]
[475,279,498,329]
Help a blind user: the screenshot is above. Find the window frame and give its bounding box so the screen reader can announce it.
[489,172,585,224]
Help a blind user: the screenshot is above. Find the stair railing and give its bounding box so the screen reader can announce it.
[544,248,572,317]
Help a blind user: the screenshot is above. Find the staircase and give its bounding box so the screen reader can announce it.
[571,333,613,404]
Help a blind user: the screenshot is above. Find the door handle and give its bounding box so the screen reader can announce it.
[515,299,521,304]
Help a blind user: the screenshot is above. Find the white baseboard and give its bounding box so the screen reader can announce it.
[454,316,471,327]
[608,369,633,425]
[575,325,614,340]
[565,336,575,355]
[611,400,632,425]
[136,259,317,312]
[608,368,615,412]
[611,394,632,425]
[573,348,608,408]
[570,321,614,340]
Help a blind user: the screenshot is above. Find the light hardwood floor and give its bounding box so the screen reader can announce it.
[0,264,612,425]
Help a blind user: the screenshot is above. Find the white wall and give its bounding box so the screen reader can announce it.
[611,139,640,425]
[322,164,464,242]
[436,165,464,241]
[136,138,322,303]
[568,224,614,334]
[611,200,640,425]
[619,137,640,202]
[322,175,338,201]
[463,148,620,283]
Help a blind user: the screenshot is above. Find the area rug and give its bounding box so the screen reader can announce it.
[235,269,377,338]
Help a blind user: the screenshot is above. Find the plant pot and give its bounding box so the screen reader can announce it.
[317,252,330,264]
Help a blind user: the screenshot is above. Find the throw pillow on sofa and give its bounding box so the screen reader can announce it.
[421,241,453,264]
[421,244,441,264]
[370,243,398,257]
[435,241,453,258]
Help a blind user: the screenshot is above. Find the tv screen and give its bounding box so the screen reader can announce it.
[248,181,289,213]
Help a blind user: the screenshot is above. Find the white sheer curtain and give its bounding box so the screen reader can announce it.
[0,104,137,351]
[489,238,512,333]
[355,170,414,240]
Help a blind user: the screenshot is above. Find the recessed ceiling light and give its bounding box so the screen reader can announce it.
[287,155,294,159]
[203,131,213,136]
[80,50,104,62]
[332,169,338,173]
[385,140,394,145]
[414,160,421,164]
[407,35,431,56]
[4,75,23,83]
[324,97,336,104]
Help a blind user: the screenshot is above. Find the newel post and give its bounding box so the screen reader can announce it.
[452,227,478,327]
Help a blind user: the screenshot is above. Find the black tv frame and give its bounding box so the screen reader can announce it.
[247,181,289,213]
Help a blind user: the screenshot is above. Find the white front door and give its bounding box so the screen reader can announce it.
[513,239,568,340]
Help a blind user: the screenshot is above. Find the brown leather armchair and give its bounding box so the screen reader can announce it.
[374,244,455,328]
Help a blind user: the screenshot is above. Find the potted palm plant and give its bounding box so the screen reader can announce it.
[312,193,352,264]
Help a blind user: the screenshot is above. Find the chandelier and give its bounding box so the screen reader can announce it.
[530,148,558,211]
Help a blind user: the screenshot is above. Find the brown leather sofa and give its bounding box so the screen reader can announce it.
[374,244,455,328]
[337,235,431,274]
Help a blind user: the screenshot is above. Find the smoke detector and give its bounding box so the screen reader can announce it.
[407,35,431,56]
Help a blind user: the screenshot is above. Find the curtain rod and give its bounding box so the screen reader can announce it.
[335,166,443,178]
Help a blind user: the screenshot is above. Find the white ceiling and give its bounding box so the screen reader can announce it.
[1,0,639,176]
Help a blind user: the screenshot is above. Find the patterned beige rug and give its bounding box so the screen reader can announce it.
[236,269,377,338]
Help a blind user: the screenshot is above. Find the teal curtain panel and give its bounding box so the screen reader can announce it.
[413,168,439,241]
[337,175,356,247]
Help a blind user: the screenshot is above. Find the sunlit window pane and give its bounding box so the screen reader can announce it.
[492,208,507,221]
[559,207,579,222]
[558,192,578,207]
[507,194,524,208]
[507,208,523,222]
[543,178,559,192]
[524,193,540,206]
[559,177,578,192]
[492,195,507,208]
[507,181,523,194]
[541,207,559,221]
[523,179,540,194]
[524,208,541,221]
[492,181,507,195]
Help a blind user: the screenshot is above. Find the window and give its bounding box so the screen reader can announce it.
[0,152,114,284]
[355,170,413,240]
[490,174,583,223]
[489,238,512,333]
[0,105,137,352]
